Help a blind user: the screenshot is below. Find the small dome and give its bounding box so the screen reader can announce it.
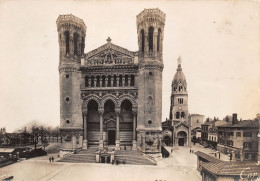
[172,64,186,85]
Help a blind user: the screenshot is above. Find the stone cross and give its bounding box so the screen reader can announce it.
[106,37,112,43]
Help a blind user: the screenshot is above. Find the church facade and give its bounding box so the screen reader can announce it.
[56,8,165,155]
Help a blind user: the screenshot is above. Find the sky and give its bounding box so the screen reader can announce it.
[0,0,259,132]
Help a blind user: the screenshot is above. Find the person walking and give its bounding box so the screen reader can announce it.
[51,156,54,162]
[49,157,51,163]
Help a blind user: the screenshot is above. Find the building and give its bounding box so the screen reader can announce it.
[57,9,165,155]
[217,119,259,161]
[190,114,204,142]
[169,57,191,147]
[161,119,173,146]
[201,118,214,144]
[207,127,218,149]
[195,119,260,181]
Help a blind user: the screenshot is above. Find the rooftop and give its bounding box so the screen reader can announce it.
[217,120,258,128]
[201,161,260,176]
[195,151,222,163]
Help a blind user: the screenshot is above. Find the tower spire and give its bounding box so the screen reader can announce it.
[177,56,182,71]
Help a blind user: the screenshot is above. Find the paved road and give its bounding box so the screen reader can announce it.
[0,147,203,181]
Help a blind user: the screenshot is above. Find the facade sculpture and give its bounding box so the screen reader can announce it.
[57,9,165,155]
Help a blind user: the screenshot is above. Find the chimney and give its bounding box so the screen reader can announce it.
[232,113,238,125]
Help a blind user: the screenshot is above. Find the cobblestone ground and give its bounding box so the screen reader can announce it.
[0,146,219,181]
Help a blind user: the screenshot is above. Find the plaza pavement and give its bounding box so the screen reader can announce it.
[0,146,216,181]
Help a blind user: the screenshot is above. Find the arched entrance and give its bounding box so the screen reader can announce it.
[104,100,116,146]
[163,136,171,146]
[120,100,133,146]
[177,131,187,146]
[87,100,100,146]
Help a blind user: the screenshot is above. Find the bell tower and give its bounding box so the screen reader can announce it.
[57,14,86,154]
[136,8,165,154]
[170,57,189,123]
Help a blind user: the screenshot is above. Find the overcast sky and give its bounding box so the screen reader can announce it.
[0,0,259,132]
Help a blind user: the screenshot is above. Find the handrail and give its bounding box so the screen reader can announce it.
[137,147,157,165]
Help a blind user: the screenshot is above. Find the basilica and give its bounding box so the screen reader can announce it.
[57,8,166,156]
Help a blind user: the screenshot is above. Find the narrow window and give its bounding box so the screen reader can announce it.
[65,31,70,54]
[148,27,154,51]
[176,112,180,119]
[157,28,161,51]
[74,33,79,55]
[85,76,89,87]
[81,37,84,55]
[130,75,135,86]
[141,29,145,52]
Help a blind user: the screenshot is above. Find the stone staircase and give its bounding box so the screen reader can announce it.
[58,147,98,163]
[114,150,156,165]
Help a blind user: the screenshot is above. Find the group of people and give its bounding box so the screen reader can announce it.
[190,149,195,154]
[49,156,55,163]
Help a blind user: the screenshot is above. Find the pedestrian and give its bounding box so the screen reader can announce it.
[49,157,51,163]
[171,148,173,153]
[190,149,191,153]
[51,156,54,162]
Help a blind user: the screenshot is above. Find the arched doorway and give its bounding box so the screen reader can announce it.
[177,131,187,146]
[87,100,99,146]
[104,100,116,146]
[120,100,133,146]
[163,136,171,146]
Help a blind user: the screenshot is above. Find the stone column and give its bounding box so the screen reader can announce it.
[132,109,137,150]
[122,76,125,87]
[98,109,104,150]
[116,76,119,87]
[105,77,108,87]
[82,109,88,149]
[111,77,114,87]
[88,79,91,88]
[115,108,120,150]
[99,76,102,87]
[94,77,97,87]
[128,75,131,87]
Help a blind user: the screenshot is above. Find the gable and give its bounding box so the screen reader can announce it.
[82,42,138,66]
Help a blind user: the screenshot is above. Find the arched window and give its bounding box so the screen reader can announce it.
[65,31,70,54]
[85,76,89,87]
[74,33,79,55]
[107,75,111,87]
[181,112,185,118]
[125,75,129,86]
[148,27,154,51]
[179,86,183,92]
[81,37,84,55]
[113,75,117,87]
[119,75,123,87]
[102,75,106,87]
[130,75,135,86]
[157,28,161,51]
[96,76,100,87]
[174,86,177,91]
[91,76,94,87]
[141,29,145,52]
[176,112,180,119]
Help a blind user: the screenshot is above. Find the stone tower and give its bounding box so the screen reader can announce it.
[57,14,86,153]
[136,8,165,153]
[170,57,189,123]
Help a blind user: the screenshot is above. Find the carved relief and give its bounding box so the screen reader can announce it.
[85,48,134,66]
